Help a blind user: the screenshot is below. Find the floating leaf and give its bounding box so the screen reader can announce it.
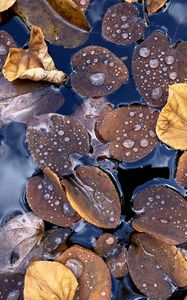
[61,166,121,228]
[3,26,67,84]
[102,2,145,46]
[132,31,187,106]
[26,167,80,227]
[57,245,111,300]
[12,0,89,48]
[94,233,118,258]
[147,0,167,14]
[95,105,158,162]
[128,233,187,299]
[132,185,187,245]
[24,261,78,300]
[156,83,187,150]
[0,30,15,69]
[106,247,128,279]
[43,227,71,256]
[0,213,44,273]
[0,273,24,300]
[0,0,16,12]
[71,46,128,97]
[26,113,90,177]
[47,0,90,31]
[175,152,187,187]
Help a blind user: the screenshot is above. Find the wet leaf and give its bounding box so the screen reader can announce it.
[26,113,90,177]
[61,166,121,229]
[71,45,128,97]
[132,185,187,245]
[3,26,67,84]
[156,83,187,150]
[102,2,145,46]
[74,0,90,11]
[95,105,159,162]
[57,245,111,300]
[26,167,80,227]
[0,30,15,70]
[0,0,16,12]
[128,233,187,299]
[132,31,187,106]
[47,0,90,31]
[94,233,118,258]
[0,212,44,273]
[106,247,128,279]
[147,0,167,14]
[175,152,187,187]
[0,273,24,300]
[24,261,78,300]
[12,0,89,48]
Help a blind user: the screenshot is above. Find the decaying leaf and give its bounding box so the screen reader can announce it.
[0,0,16,12]
[61,166,121,229]
[12,0,89,48]
[156,84,187,150]
[26,167,80,227]
[3,26,67,84]
[0,273,24,300]
[47,0,90,31]
[132,185,187,245]
[24,261,78,300]
[147,0,168,14]
[128,233,187,299]
[57,245,111,300]
[95,105,159,162]
[26,113,90,177]
[0,212,44,273]
[102,2,145,46]
[94,233,118,258]
[175,152,187,187]
[0,30,16,70]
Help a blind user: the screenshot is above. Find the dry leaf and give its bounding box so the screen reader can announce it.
[2,26,67,84]
[0,0,16,12]
[147,0,167,14]
[24,261,78,300]
[156,84,187,150]
[0,213,44,273]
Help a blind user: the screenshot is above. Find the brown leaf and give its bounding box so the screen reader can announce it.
[3,26,67,84]
[132,185,187,245]
[26,113,90,177]
[147,0,167,14]
[94,233,118,258]
[95,105,158,162]
[0,213,44,273]
[61,166,121,229]
[26,167,80,227]
[0,273,24,300]
[0,30,16,70]
[128,233,187,299]
[24,261,78,300]
[156,84,187,150]
[0,0,16,12]
[57,245,111,300]
[102,2,145,46]
[43,227,71,256]
[175,152,187,187]
[12,0,89,48]
[106,247,128,279]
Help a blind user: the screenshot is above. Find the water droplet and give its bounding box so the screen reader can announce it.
[165,55,174,65]
[65,137,70,142]
[44,193,50,200]
[121,15,127,21]
[89,73,106,86]
[122,33,128,39]
[149,59,159,68]
[140,138,149,148]
[106,237,115,245]
[133,124,141,131]
[151,87,163,100]
[37,184,43,190]
[58,130,64,136]
[48,184,54,191]
[139,47,150,58]
[169,72,177,80]
[65,258,84,279]
[63,202,76,217]
[160,219,168,224]
[122,139,135,149]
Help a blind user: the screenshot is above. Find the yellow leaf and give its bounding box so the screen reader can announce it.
[0,0,16,12]
[156,83,187,150]
[2,26,67,84]
[147,0,167,14]
[24,261,78,300]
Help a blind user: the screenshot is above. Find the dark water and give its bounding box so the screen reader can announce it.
[0,0,187,299]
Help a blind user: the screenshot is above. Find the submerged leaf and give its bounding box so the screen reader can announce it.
[24,261,78,300]
[156,84,187,150]
[3,26,67,84]
[0,0,16,12]
[0,213,44,273]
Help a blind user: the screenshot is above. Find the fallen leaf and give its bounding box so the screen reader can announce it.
[94,233,118,258]
[0,30,16,70]
[156,84,187,150]
[12,0,89,47]
[57,245,111,300]
[128,233,187,299]
[3,26,67,84]
[175,152,187,187]
[0,273,24,300]
[26,113,90,177]
[47,0,90,31]
[0,212,44,273]
[147,0,167,14]
[61,166,121,229]
[43,227,71,256]
[102,2,145,46]
[132,185,187,245]
[0,0,16,12]
[24,261,78,300]
[106,247,128,279]
[74,0,90,11]
[26,167,80,227]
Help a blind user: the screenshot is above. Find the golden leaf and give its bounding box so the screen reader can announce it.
[2,26,67,84]
[24,261,78,300]
[147,0,167,14]
[0,0,16,12]
[156,84,187,150]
